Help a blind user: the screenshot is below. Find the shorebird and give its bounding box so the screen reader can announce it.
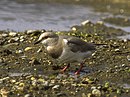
[35,32,96,75]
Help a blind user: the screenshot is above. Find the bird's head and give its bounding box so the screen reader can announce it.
[34,32,59,46]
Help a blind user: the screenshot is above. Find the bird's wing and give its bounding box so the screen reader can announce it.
[63,37,96,52]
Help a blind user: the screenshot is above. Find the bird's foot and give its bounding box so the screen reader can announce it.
[60,64,70,73]
[74,63,83,75]
[74,70,80,75]
[61,68,67,73]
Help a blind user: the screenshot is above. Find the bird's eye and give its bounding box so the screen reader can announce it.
[43,36,49,39]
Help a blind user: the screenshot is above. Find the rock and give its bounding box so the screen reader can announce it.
[8,37,19,43]
[24,94,31,97]
[37,47,43,53]
[81,20,91,25]
[20,36,25,42]
[9,32,17,37]
[16,50,23,54]
[56,92,66,97]
[114,48,120,52]
[24,47,34,51]
[26,29,44,36]
[82,93,86,97]
[92,89,101,97]
[96,21,104,25]
[1,33,8,37]
[52,85,60,90]
[127,55,130,61]
[71,27,77,31]
[87,93,93,97]
[3,43,19,48]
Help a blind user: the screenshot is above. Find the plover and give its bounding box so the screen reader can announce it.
[35,32,96,75]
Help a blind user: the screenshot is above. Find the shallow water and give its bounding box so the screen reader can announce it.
[0,0,130,40]
[0,0,112,31]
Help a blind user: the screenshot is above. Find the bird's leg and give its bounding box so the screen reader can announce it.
[75,63,84,75]
[61,63,70,73]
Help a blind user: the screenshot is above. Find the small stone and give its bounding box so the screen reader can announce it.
[26,30,36,34]
[8,37,19,43]
[26,30,42,36]
[3,43,19,48]
[92,89,101,97]
[24,47,34,51]
[81,20,91,25]
[91,86,96,90]
[71,27,77,31]
[24,94,31,97]
[56,92,66,97]
[9,32,17,37]
[37,47,43,53]
[16,50,23,54]
[127,55,130,61]
[0,88,9,97]
[1,33,8,37]
[114,48,120,52]
[123,39,128,42]
[20,39,25,42]
[10,79,16,83]
[19,36,25,42]
[96,21,104,25]
[82,93,86,97]
[87,93,93,97]
[52,85,60,90]
[82,78,95,84]
[20,36,24,39]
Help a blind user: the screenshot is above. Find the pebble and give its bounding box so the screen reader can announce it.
[71,27,77,31]
[92,89,101,96]
[37,47,43,53]
[26,30,43,36]
[82,93,86,97]
[127,55,130,61]
[9,32,17,37]
[1,33,8,37]
[52,85,60,90]
[56,92,66,97]
[24,94,31,97]
[96,21,104,25]
[114,48,120,52]
[3,43,19,48]
[20,36,25,42]
[24,47,34,51]
[8,37,19,43]
[81,20,91,25]
[16,50,23,54]
[26,30,36,34]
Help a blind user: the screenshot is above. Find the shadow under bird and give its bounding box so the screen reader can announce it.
[34,32,96,75]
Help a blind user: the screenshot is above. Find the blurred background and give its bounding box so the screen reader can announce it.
[0,0,130,32]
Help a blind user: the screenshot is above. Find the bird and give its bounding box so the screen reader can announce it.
[34,32,96,75]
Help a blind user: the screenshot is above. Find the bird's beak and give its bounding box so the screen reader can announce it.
[34,40,42,45]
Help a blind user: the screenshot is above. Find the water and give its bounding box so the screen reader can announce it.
[0,0,130,39]
[0,0,111,31]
